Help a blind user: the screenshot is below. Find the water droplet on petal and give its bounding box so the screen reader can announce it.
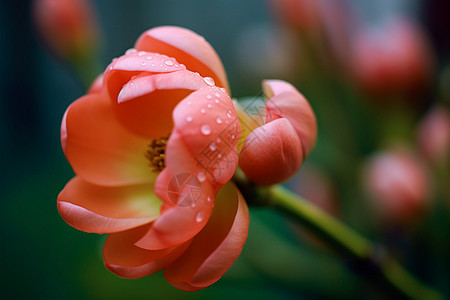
[164,60,174,66]
[186,116,193,122]
[215,92,221,97]
[146,56,152,60]
[206,94,212,99]
[201,124,211,135]
[216,117,222,124]
[200,108,206,114]
[214,99,220,103]
[207,196,211,202]
[209,142,217,151]
[138,51,146,56]
[207,103,213,108]
[227,110,233,118]
[141,62,147,66]
[203,77,215,86]
[196,211,204,222]
[197,171,206,182]
[151,64,156,67]
[217,153,223,158]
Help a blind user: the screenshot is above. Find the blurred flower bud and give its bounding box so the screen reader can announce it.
[417,105,450,166]
[363,148,430,226]
[267,0,322,34]
[351,18,434,101]
[33,0,99,61]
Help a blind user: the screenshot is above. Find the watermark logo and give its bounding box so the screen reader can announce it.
[167,172,202,207]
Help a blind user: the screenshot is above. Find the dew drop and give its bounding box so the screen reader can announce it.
[214,99,220,103]
[203,77,215,86]
[206,94,212,99]
[200,124,211,135]
[186,116,193,122]
[141,62,147,66]
[216,117,222,124]
[197,171,206,182]
[215,92,221,97]
[138,51,146,56]
[164,60,174,66]
[207,103,213,108]
[196,211,204,222]
[200,108,206,114]
[209,142,217,151]
[146,56,152,60]
[217,153,223,158]
[174,64,179,67]
[207,196,211,202]
[151,64,156,67]
[227,110,233,118]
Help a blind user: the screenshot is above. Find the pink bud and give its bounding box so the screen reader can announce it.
[363,148,430,225]
[33,0,99,60]
[351,18,434,99]
[417,106,450,166]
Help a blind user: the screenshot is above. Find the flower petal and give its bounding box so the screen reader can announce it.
[172,86,241,185]
[239,118,304,185]
[63,92,154,186]
[164,182,249,292]
[88,73,103,94]
[104,51,187,103]
[263,80,317,156]
[134,131,217,250]
[103,223,191,279]
[134,87,241,250]
[57,177,161,233]
[135,26,229,92]
[109,70,209,140]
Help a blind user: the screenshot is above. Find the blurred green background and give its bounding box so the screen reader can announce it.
[1,0,449,299]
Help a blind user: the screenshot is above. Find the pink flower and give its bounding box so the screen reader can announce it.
[417,105,450,166]
[363,148,430,225]
[237,80,317,185]
[351,18,434,99]
[33,0,99,60]
[58,26,249,291]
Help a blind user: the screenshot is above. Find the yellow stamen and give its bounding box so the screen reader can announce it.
[145,135,169,173]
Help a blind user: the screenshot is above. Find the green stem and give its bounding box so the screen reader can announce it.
[234,172,444,299]
[270,185,443,300]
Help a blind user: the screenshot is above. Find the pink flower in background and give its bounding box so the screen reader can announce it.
[33,0,99,60]
[58,26,249,291]
[417,105,450,166]
[363,148,430,225]
[237,80,317,185]
[351,18,434,99]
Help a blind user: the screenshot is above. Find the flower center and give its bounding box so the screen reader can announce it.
[145,135,169,173]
